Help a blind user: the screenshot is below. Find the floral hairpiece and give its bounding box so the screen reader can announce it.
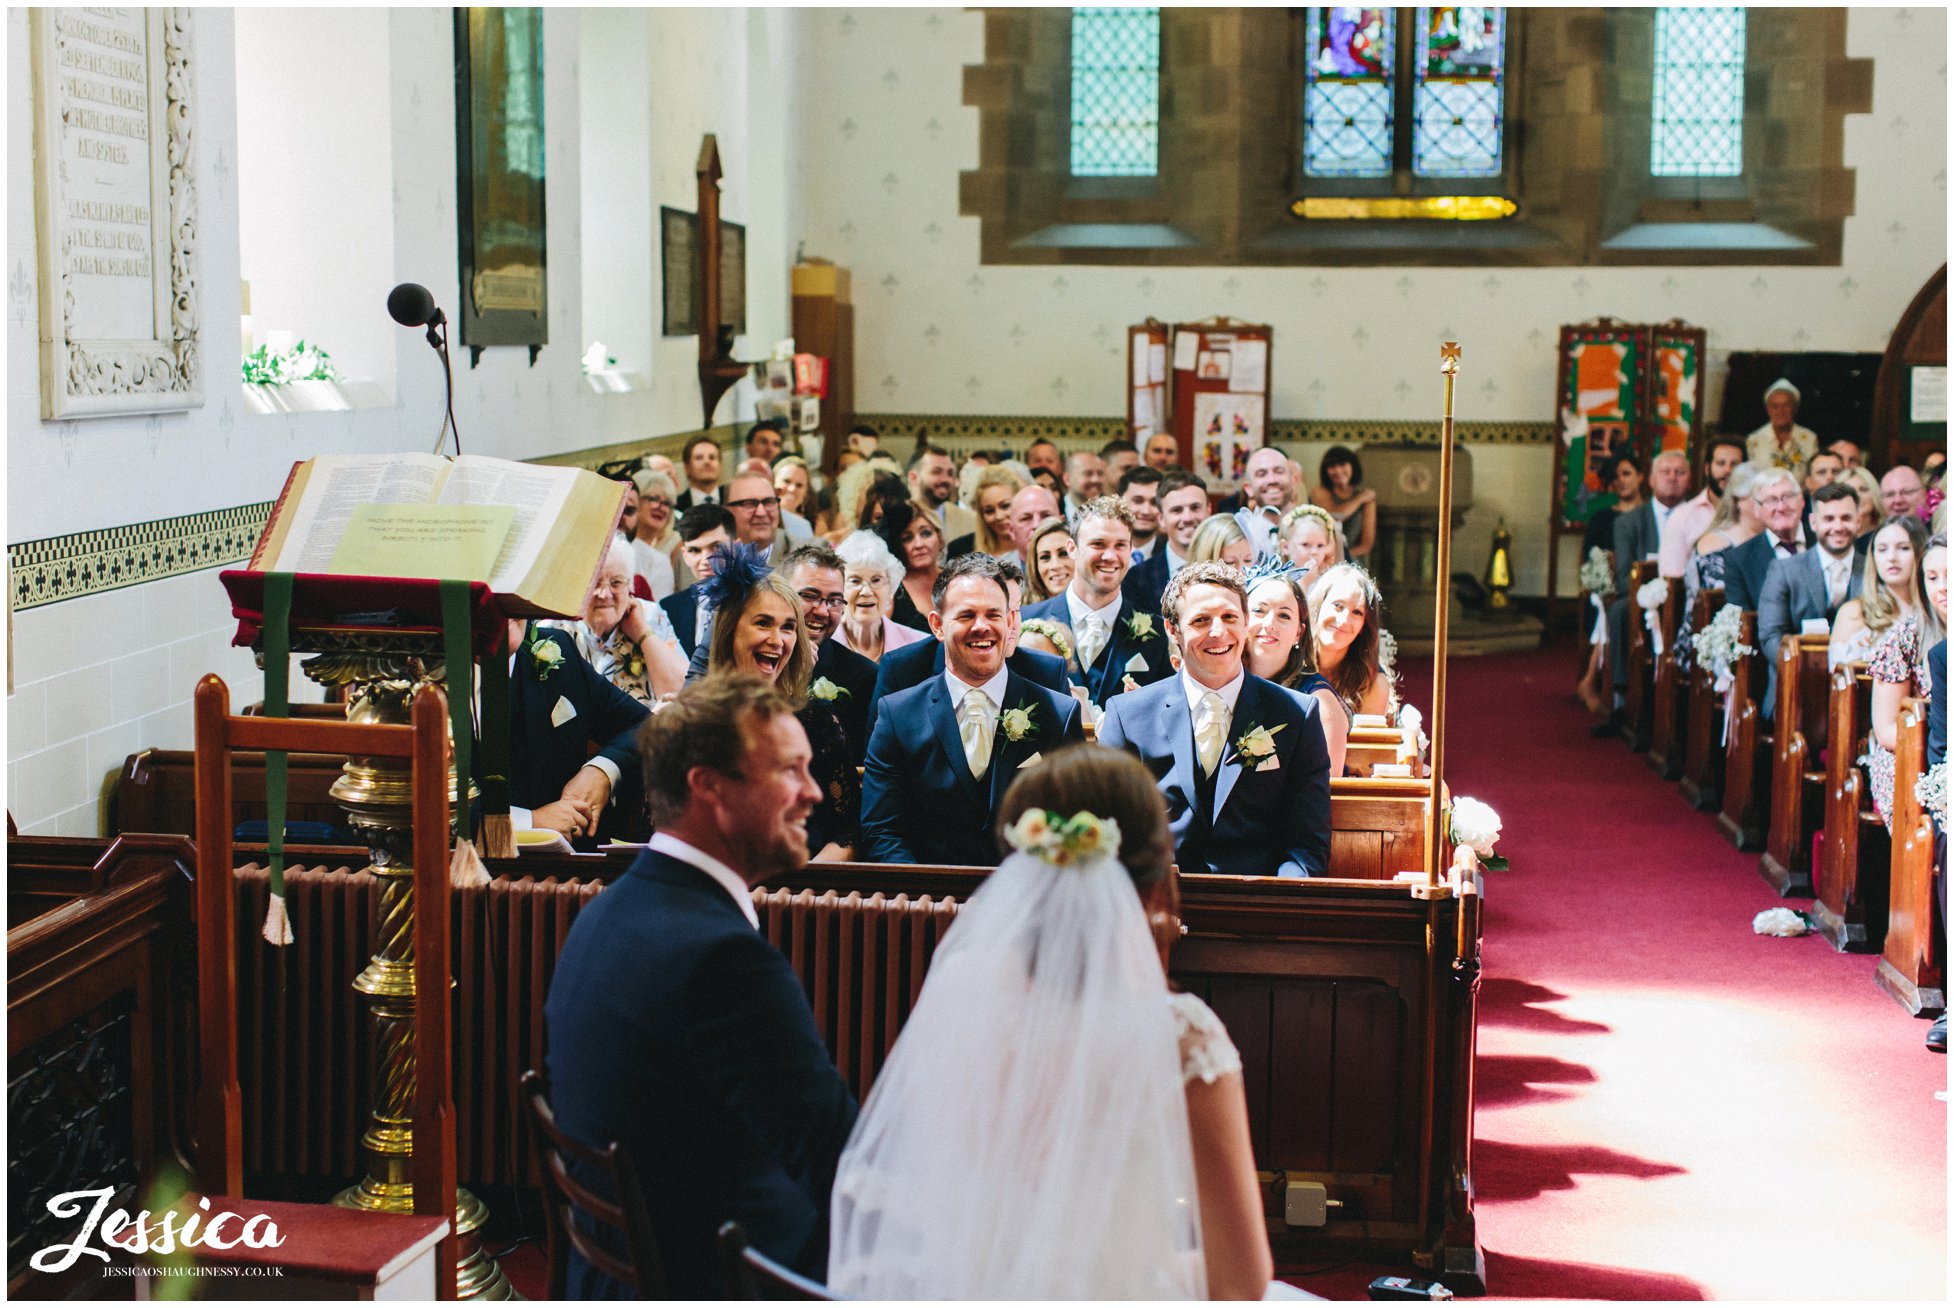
[695,540,775,616]
[1003,808,1123,868]
[1017,617,1075,663]
[1281,503,1339,535]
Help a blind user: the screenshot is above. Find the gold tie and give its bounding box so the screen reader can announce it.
[1196,691,1227,776]
[959,690,995,778]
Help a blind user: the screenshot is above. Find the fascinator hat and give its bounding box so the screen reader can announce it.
[699,542,815,698]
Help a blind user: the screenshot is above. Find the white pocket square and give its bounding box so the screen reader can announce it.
[1255,756,1281,773]
[550,695,578,728]
[1018,751,1043,770]
[1125,652,1150,673]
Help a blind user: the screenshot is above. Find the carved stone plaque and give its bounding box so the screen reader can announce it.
[30,8,201,418]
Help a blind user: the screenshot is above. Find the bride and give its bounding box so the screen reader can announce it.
[827,746,1275,1299]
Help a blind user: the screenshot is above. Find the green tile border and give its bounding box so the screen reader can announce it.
[7,414,1549,611]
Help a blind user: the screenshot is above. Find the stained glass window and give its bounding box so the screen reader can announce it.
[1070,7,1161,177]
[1650,8,1746,177]
[1303,8,1396,178]
[1412,7,1504,178]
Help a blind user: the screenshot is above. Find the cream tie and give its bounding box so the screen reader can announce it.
[1076,612,1109,672]
[1195,691,1228,776]
[959,689,995,778]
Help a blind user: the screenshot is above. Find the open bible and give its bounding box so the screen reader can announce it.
[249,453,625,618]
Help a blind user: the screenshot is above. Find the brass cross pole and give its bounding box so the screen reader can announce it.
[1427,341,1462,888]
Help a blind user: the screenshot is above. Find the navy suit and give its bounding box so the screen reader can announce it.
[545,849,857,1298]
[868,637,1071,744]
[860,670,1085,865]
[510,628,649,839]
[1020,592,1171,709]
[1929,639,1946,769]
[1756,543,1866,717]
[659,584,710,655]
[1722,527,1814,615]
[1098,672,1332,877]
[1124,546,1176,612]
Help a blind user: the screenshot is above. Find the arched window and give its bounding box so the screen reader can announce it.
[1069,7,1161,177]
[1650,7,1746,177]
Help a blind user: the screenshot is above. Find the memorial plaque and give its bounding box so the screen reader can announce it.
[30,7,201,418]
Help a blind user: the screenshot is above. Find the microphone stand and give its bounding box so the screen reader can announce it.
[426,315,462,457]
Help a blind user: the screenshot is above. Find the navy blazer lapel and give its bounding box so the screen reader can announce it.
[927,678,986,807]
[986,674,1041,809]
[1158,677,1197,815]
[1212,678,1257,818]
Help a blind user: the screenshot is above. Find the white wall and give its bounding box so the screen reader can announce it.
[579,7,654,376]
[6,7,802,835]
[793,7,1949,593]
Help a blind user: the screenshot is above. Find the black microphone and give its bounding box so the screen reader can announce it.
[388,282,460,455]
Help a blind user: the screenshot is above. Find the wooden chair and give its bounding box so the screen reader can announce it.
[718,1221,836,1300]
[1622,560,1660,752]
[1759,633,1830,896]
[1717,611,1772,851]
[1645,576,1688,779]
[1678,587,1725,811]
[520,1069,669,1299]
[1876,699,1943,1015]
[1813,664,1890,951]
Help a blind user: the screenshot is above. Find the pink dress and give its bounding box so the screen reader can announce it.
[837,616,928,662]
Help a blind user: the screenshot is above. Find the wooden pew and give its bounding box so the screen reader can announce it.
[1759,634,1831,896]
[1644,577,1688,779]
[1717,611,1772,851]
[116,747,350,841]
[1876,699,1943,1015]
[1813,664,1890,951]
[1678,587,1726,811]
[1345,724,1423,779]
[1622,560,1660,753]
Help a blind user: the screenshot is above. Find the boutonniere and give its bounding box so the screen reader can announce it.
[527,630,565,680]
[998,704,1039,743]
[1125,612,1157,641]
[1232,721,1287,763]
[809,677,850,702]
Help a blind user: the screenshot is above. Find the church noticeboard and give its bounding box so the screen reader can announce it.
[30,8,202,419]
[455,8,548,361]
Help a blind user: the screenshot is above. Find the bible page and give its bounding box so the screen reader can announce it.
[265,453,451,573]
[436,456,578,596]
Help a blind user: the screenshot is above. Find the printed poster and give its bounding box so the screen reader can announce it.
[1229,339,1267,394]
[1192,392,1265,483]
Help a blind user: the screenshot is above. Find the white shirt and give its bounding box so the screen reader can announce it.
[1651,499,1680,545]
[1063,588,1125,666]
[505,648,623,832]
[686,485,721,506]
[944,662,1010,714]
[1181,666,1246,736]
[1163,545,1188,579]
[649,832,759,929]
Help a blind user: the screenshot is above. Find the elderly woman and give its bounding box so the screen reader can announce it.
[629,468,680,599]
[696,544,858,860]
[1025,518,1077,604]
[1279,504,1343,580]
[1186,513,1254,568]
[957,464,1026,557]
[542,535,688,706]
[1307,562,1396,720]
[835,530,930,662]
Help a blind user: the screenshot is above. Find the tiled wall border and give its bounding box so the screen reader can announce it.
[8,415,1549,610]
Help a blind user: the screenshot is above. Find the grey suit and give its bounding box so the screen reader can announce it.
[1606,503,1667,692]
[1756,544,1865,717]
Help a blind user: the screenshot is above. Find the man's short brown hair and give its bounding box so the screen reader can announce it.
[638,674,797,826]
[1160,560,1248,627]
[1075,494,1135,536]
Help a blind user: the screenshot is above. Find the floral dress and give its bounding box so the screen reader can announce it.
[800,701,862,855]
[1865,616,1931,828]
[544,599,679,709]
[1673,545,1728,674]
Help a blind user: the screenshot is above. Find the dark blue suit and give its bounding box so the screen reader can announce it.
[1123,546,1177,612]
[867,636,1071,743]
[1929,639,1946,769]
[659,584,710,654]
[510,629,649,838]
[545,849,857,1298]
[1020,593,1171,709]
[1098,672,1332,877]
[1721,527,1813,614]
[860,670,1086,865]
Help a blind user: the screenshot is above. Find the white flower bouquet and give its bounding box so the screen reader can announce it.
[1579,547,1615,598]
[1693,603,1754,683]
[1448,796,1506,870]
[1916,761,1946,823]
[1636,578,1669,611]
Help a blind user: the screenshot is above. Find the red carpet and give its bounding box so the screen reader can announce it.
[1287,635,1945,1300]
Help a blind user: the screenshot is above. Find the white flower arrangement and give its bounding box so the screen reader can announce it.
[1448,796,1506,870]
[1636,578,1669,611]
[1579,547,1615,599]
[1916,761,1946,822]
[1233,722,1287,762]
[1693,604,1754,680]
[1003,808,1123,868]
[998,705,1038,743]
[809,677,850,702]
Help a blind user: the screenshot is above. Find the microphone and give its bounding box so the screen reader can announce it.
[388,282,460,456]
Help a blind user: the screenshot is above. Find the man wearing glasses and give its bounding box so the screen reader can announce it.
[1722,467,1816,614]
[724,469,791,566]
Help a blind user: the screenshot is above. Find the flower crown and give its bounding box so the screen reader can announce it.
[1017,617,1075,662]
[1003,808,1123,868]
[1280,503,1338,536]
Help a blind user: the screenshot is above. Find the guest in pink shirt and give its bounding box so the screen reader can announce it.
[1659,436,1747,578]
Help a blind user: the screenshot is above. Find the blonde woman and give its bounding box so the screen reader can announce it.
[827,456,904,543]
[1866,533,1947,827]
[1672,462,1763,675]
[958,464,1027,557]
[1186,514,1253,568]
[1841,466,1884,537]
[1830,515,1929,669]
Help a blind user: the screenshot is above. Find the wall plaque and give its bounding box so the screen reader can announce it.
[30,8,201,419]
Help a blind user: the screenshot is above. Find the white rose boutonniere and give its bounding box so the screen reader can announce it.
[998,704,1039,743]
[1233,721,1287,763]
[1125,612,1157,641]
[809,677,850,702]
[527,631,565,680]
[1448,795,1506,870]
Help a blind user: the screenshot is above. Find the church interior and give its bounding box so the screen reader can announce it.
[6,5,1948,1301]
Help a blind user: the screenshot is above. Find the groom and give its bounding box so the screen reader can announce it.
[1020,496,1171,709]
[545,676,857,1297]
[862,553,1086,864]
[1098,561,1333,877]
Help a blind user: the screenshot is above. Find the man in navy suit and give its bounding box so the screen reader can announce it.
[871,559,1071,701]
[1721,467,1813,614]
[1126,472,1208,612]
[545,676,857,1297]
[506,618,650,841]
[1021,496,1170,709]
[862,554,1086,865]
[659,504,734,652]
[1098,561,1333,877]
[1756,482,1867,717]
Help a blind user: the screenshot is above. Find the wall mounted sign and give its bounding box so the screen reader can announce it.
[454,7,548,364]
[30,8,202,418]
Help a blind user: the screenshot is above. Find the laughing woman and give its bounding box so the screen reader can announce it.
[700,543,860,860]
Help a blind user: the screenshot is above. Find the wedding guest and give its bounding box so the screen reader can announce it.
[1098,562,1333,877]
[827,457,903,542]
[1722,466,1813,614]
[869,560,1073,709]
[504,616,650,843]
[1005,483,1064,569]
[660,504,735,653]
[1804,448,1845,497]
[1674,462,1764,675]
[1186,513,1254,568]
[873,497,943,632]
[834,530,928,663]
[674,434,724,510]
[1310,445,1376,561]
[1143,431,1181,471]
[782,543,879,764]
[772,454,816,542]
[1659,435,1748,578]
[1578,453,1643,717]
[1126,472,1209,611]
[1881,464,1928,523]
[1101,437,1141,486]
[544,675,856,1298]
[1062,450,1106,528]
[1843,465,1885,537]
[861,554,1086,865]
[1025,437,1065,489]
[907,445,976,542]
[725,468,789,565]
[1243,563,1348,777]
[1279,504,1344,578]
[1746,378,1819,473]
[1757,482,1866,717]
[697,545,859,860]
[1830,516,1929,670]
[1119,465,1165,559]
[1867,534,1948,827]
[1021,497,1171,710]
[1596,450,1691,735]
[629,468,681,599]
[543,535,688,707]
[1015,616,1076,674]
[952,463,1026,559]
[846,424,881,458]
[745,418,787,468]
[1233,447,1298,562]
[1025,517,1076,604]
[1308,562,1396,720]
[1828,437,1865,471]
